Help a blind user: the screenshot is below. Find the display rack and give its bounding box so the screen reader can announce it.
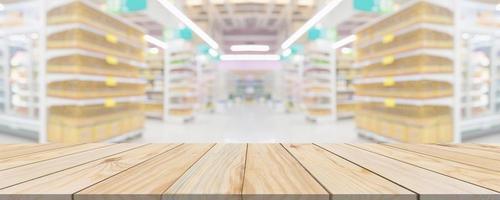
[197,55,216,113]
[143,47,165,120]
[44,0,147,143]
[302,40,336,123]
[0,0,42,139]
[353,0,456,143]
[458,0,500,138]
[282,55,303,113]
[336,48,357,119]
[164,40,198,123]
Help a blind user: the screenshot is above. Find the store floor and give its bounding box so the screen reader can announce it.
[137,103,367,143]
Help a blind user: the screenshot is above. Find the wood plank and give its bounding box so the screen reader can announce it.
[164,144,246,200]
[421,144,500,161]
[353,144,500,192]
[0,143,143,190]
[388,144,500,172]
[0,144,179,200]
[440,144,500,154]
[243,144,329,200]
[76,144,214,200]
[0,144,40,152]
[0,143,111,171]
[283,144,416,200]
[0,143,71,159]
[317,144,497,200]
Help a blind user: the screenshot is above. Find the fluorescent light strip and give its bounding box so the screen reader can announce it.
[230,45,270,52]
[156,0,219,49]
[220,54,280,61]
[332,35,356,49]
[281,0,343,50]
[144,35,168,49]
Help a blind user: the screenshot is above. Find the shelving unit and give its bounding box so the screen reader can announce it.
[336,48,357,119]
[44,0,147,143]
[283,55,304,113]
[458,0,500,138]
[164,40,198,123]
[143,48,165,120]
[353,0,456,143]
[198,55,216,113]
[0,0,42,139]
[302,40,336,123]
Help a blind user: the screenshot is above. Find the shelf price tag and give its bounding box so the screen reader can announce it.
[105,34,118,44]
[383,77,395,86]
[384,98,396,108]
[104,98,116,108]
[383,34,395,44]
[382,56,395,65]
[105,56,118,65]
[106,77,117,87]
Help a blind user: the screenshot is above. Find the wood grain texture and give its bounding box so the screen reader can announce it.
[0,143,70,159]
[0,144,177,200]
[283,144,416,200]
[457,144,500,153]
[0,143,111,171]
[0,144,40,152]
[353,144,500,192]
[164,144,247,200]
[0,143,143,190]
[422,144,500,161]
[317,144,497,200]
[388,144,500,172]
[243,144,329,200]
[76,144,214,200]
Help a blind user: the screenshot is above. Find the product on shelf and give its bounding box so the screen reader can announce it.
[47,55,140,77]
[48,103,144,143]
[47,1,144,45]
[360,55,453,78]
[355,81,453,99]
[356,1,453,45]
[48,81,145,99]
[355,103,453,143]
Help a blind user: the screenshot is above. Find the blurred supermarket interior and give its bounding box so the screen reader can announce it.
[1,0,500,143]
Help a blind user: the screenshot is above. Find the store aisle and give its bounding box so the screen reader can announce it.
[137,103,366,143]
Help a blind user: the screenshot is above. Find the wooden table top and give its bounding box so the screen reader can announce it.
[0,143,499,200]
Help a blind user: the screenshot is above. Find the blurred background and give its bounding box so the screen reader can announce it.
[0,0,499,143]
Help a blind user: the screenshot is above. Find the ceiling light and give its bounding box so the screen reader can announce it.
[230,45,270,52]
[220,54,281,61]
[156,0,219,49]
[282,48,292,57]
[332,35,357,49]
[209,48,219,57]
[144,35,168,49]
[281,0,343,50]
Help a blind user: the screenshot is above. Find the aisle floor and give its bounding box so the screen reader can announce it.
[138,103,366,143]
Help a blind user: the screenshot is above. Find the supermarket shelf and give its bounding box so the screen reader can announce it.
[305,104,332,109]
[105,129,143,143]
[303,93,332,98]
[354,73,454,85]
[146,112,163,119]
[47,74,146,84]
[354,48,454,68]
[169,92,196,97]
[0,25,40,37]
[337,89,355,93]
[48,96,146,106]
[46,24,143,48]
[337,100,356,104]
[0,114,39,132]
[357,128,398,143]
[46,49,147,68]
[338,112,355,119]
[357,23,454,49]
[354,96,453,106]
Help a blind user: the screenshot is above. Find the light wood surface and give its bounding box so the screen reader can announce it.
[317,144,497,200]
[283,144,416,200]
[388,144,500,172]
[243,144,329,200]
[0,144,497,200]
[164,144,246,200]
